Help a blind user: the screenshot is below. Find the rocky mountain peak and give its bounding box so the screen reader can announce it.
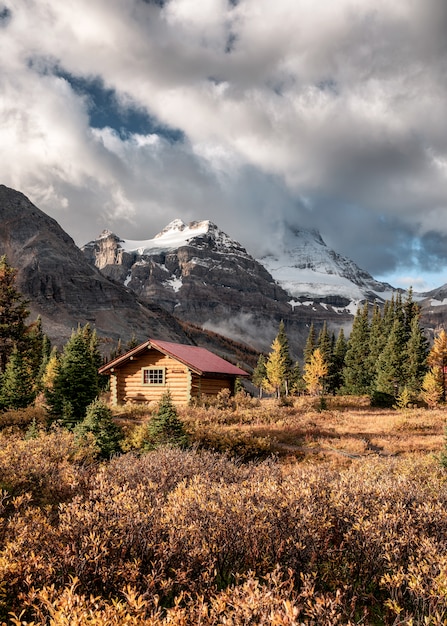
[258,223,395,306]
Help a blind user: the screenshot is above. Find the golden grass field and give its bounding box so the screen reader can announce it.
[179,395,447,462]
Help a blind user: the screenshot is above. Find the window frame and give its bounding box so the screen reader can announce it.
[142,367,166,386]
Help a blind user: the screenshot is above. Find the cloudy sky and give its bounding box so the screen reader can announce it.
[2,0,447,291]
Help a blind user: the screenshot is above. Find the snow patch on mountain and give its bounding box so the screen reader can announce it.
[119,219,248,257]
[258,227,396,305]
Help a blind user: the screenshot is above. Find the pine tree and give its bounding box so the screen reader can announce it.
[276,320,293,395]
[289,361,303,395]
[403,288,420,339]
[144,391,188,450]
[375,318,406,396]
[427,328,447,401]
[45,326,100,426]
[367,303,385,386]
[328,328,347,394]
[0,345,36,409]
[405,315,428,395]
[126,333,139,350]
[0,256,30,372]
[303,348,328,396]
[317,322,332,394]
[342,303,371,394]
[303,323,317,365]
[252,354,267,398]
[75,399,123,459]
[264,337,286,398]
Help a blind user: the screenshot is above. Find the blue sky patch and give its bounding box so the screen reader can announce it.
[58,70,184,143]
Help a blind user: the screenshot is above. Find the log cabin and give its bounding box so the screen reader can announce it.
[99,338,249,406]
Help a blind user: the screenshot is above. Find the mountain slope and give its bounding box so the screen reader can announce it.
[0,185,193,348]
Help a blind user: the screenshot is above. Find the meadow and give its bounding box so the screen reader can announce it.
[1,396,447,625]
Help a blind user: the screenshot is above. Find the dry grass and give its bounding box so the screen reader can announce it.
[175,396,447,463]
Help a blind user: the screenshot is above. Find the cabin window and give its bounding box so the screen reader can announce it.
[142,367,165,385]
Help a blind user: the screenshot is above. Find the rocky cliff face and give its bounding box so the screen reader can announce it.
[0,185,192,349]
[83,220,353,357]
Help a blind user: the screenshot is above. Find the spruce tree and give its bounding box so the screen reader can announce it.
[329,328,347,394]
[405,315,428,395]
[342,303,371,394]
[303,323,317,364]
[317,322,332,394]
[367,303,385,386]
[276,320,293,395]
[144,391,188,449]
[45,326,100,426]
[0,256,30,372]
[375,318,405,396]
[252,354,267,398]
[289,361,303,395]
[0,345,36,409]
[75,399,123,459]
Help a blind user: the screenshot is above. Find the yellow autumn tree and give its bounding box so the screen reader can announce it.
[303,348,328,396]
[427,328,447,401]
[420,368,443,408]
[263,337,286,399]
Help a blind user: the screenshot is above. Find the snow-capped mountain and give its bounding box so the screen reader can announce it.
[83,219,352,356]
[258,227,396,311]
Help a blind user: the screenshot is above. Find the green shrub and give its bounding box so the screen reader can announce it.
[144,391,188,450]
[75,399,123,459]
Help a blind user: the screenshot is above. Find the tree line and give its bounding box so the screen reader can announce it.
[253,291,447,407]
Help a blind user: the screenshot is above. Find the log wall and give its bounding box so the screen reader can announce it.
[115,351,190,406]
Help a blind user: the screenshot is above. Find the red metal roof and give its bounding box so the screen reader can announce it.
[99,338,248,377]
[149,339,248,376]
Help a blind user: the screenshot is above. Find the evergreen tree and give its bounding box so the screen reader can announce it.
[427,328,447,401]
[405,315,429,395]
[303,348,328,396]
[303,323,317,364]
[264,336,286,398]
[375,318,406,396]
[126,333,139,350]
[0,256,30,372]
[252,354,267,398]
[317,322,332,394]
[45,326,100,426]
[75,399,123,459]
[23,316,51,393]
[276,320,293,395]
[0,345,36,409]
[367,303,385,386]
[342,303,371,394]
[289,361,303,395]
[403,287,419,339]
[144,391,188,449]
[328,328,347,394]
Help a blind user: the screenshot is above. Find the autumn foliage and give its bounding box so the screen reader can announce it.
[1,417,447,625]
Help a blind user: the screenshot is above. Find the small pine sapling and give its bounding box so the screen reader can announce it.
[75,399,123,459]
[144,391,188,450]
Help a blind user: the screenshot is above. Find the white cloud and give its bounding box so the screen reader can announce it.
[2,0,447,286]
